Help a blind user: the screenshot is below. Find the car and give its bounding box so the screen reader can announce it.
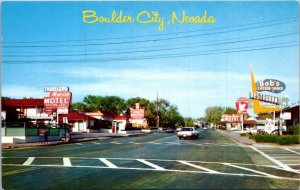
[177,127,199,140]
[165,128,175,133]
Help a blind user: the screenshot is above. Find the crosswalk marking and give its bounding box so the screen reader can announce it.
[223,163,279,178]
[136,159,166,170]
[282,148,300,155]
[99,158,118,168]
[3,156,300,181]
[63,157,72,166]
[23,157,35,166]
[178,161,219,173]
[251,147,298,173]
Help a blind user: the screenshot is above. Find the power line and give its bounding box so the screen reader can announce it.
[2,16,297,44]
[3,32,298,58]
[3,30,297,55]
[3,42,298,64]
[2,19,297,48]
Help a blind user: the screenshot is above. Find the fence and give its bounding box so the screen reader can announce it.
[1,122,65,136]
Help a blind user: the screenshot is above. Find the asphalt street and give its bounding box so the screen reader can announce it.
[2,128,300,189]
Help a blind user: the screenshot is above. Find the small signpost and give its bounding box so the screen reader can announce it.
[235,97,249,132]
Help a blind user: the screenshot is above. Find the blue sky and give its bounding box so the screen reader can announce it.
[1,1,299,118]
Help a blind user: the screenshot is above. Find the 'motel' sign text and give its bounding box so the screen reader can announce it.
[256,79,286,94]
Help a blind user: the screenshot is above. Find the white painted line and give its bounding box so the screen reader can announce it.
[4,163,300,181]
[23,157,35,166]
[282,148,300,155]
[63,157,72,166]
[99,158,118,168]
[136,159,166,170]
[223,163,279,178]
[110,142,122,144]
[76,143,83,145]
[92,142,101,145]
[273,156,300,158]
[178,161,219,173]
[251,147,299,173]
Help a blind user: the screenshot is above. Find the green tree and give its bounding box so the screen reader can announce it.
[71,102,90,112]
[83,95,102,111]
[82,95,127,114]
[98,96,127,114]
[256,113,273,120]
[224,107,236,114]
[205,106,225,125]
[161,105,184,128]
[184,117,194,127]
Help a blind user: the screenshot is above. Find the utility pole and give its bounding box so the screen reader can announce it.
[156,92,159,132]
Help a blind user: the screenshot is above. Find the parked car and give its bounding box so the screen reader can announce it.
[165,128,175,133]
[177,127,199,140]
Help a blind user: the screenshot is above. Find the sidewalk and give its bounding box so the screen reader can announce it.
[2,132,150,149]
[217,129,300,148]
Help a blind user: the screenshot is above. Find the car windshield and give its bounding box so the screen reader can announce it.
[182,128,193,131]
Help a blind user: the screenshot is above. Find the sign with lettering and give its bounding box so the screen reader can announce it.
[256,79,286,94]
[280,112,291,120]
[44,86,69,92]
[44,91,72,110]
[221,114,240,123]
[235,97,249,114]
[249,92,280,105]
[130,108,145,119]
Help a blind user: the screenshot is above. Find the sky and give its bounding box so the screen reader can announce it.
[1,1,299,118]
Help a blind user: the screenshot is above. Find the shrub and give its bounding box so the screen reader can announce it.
[252,134,300,145]
[287,125,300,135]
[277,135,300,145]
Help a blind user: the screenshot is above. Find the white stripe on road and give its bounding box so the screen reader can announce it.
[110,142,122,144]
[92,142,101,145]
[136,159,166,170]
[23,157,35,166]
[282,148,300,155]
[251,147,299,173]
[76,143,83,146]
[223,163,279,178]
[178,161,219,173]
[63,157,72,166]
[99,158,118,168]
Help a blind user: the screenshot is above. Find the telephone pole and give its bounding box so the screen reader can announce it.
[156,92,160,132]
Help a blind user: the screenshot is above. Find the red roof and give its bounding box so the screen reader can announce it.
[60,111,96,121]
[114,115,128,120]
[2,99,44,107]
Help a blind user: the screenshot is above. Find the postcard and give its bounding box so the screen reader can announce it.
[1,1,299,189]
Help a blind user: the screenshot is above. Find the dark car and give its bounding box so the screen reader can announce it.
[165,128,175,133]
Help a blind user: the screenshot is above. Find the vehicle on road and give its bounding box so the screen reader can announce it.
[177,127,199,140]
[165,128,175,133]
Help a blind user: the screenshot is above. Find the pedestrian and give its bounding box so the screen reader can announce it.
[44,130,49,144]
[39,129,45,144]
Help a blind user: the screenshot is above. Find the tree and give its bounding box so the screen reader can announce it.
[184,117,194,127]
[224,107,236,114]
[82,95,127,114]
[205,106,225,125]
[71,102,90,112]
[98,96,127,114]
[161,105,184,128]
[83,95,102,111]
[256,113,273,120]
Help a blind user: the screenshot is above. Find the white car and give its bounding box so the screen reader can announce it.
[177,127,199,140]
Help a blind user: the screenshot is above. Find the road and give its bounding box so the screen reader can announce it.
[2,129,300,189]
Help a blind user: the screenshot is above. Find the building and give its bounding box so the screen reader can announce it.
[1,98,53,126]
[113,115,128,132]
[60,111,99,132]
[275,104,299,127]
